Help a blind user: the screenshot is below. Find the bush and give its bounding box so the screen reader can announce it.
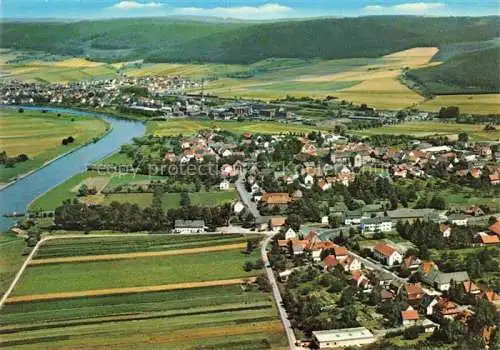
[403,325,421,340]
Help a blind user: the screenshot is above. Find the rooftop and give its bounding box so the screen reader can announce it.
[312,327,374,343]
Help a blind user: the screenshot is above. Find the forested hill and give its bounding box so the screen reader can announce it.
[2,16,500,64]
[408,46,500,94]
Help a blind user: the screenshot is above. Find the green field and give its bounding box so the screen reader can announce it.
[0,111,109,182]
[12,248,260,296]
[147,119,319,137]
[0,234,286,349]
[28,171,94,212]
[35,234,257,258]
[353,121,499,141]
[0,289,285,349]
[103,191,236,210]
[0,234,26,297]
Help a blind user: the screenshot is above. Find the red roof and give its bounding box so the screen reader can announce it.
[489,220,500,235]
[401,309,419,321]
[262,193,291,205]
[323,255,339,267]
[374,243,396,257]
[334,246,348,257]
[478,233,500,244]
[405,283,424,296]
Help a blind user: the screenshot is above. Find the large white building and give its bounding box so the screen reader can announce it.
[312,327,375,349]
[373,243,403,266]
[173,220,206,234]
[361,217,393,233]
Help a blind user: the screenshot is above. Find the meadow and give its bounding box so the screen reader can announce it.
[1,58,117,83]
[417,94,500,115]
[34,234,257,258]
[29,169,237,212]
[0,110,109,182]
[0,234,286,349]
[0,234,26,297]
[102,191,236,210]
[147,119,319,137]
[12,248,260,295]
[352,121,499,141]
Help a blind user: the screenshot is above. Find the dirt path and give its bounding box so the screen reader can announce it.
[5,277,256,304]
[29,242,247,265]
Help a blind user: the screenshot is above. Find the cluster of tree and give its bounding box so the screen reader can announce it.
[281,267,360,334]
[243,259,264,272]
[438,106,460,118]
[346,173,418,209]
[414,194,446,210]
[0,151,29,168]
[54,198,232,232]
[77,184,97,197]
[396,219,474,252]
[436,248,499,287]
[61,136,75,145]
[120,86,149,97]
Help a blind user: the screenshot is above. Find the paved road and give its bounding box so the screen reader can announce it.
[235,175,268,225]
[261,232,299,350]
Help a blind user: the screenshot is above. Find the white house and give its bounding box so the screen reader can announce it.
[343,256,362,272]
[312,328,375,349]
[250,183,260,194]
[219,179,231,191]
[448,214,468,226]
[361,217,393,233]
[421,295,439,316]
[303,174,314,187]
[173,220,206,234]
[284,228,297,240]
[401,306,419,326]
[439,224,452,238]
[233,201,245,214]
[373,243,402,266]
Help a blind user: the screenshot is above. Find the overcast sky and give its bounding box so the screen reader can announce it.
[2,0,499,19]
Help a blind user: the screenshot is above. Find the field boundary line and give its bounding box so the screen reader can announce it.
[5,277,257,303]
[29,242,247,265]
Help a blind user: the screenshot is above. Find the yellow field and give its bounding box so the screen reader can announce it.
[125,63,245,78]
[418,94,500,115]
[1,57,117,83]
[147,119,318,136]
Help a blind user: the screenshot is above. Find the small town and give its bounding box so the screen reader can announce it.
[1,5,499,350]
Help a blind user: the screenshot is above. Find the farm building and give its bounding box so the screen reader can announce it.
[173,220,206,234]
[312,327,375,348]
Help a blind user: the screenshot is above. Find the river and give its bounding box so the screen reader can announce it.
[0,106,146,232]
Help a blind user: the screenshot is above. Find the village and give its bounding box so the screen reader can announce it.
[2,74,499,349]
[44,116,500,348]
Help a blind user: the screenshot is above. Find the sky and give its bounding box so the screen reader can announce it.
[1,0,499,19]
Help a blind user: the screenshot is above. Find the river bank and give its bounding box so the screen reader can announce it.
[0,106,145,232]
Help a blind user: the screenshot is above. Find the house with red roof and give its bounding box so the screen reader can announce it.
[322,255,339,271]
[433,298,460,320]
[333,246,349,262]
[463,281,481,296]
[481,290,500,307]
[401,306,419,326]
[373,243,402,266]
[399,283,425,305]
[476,232,500,245]
[489,220,500,236]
